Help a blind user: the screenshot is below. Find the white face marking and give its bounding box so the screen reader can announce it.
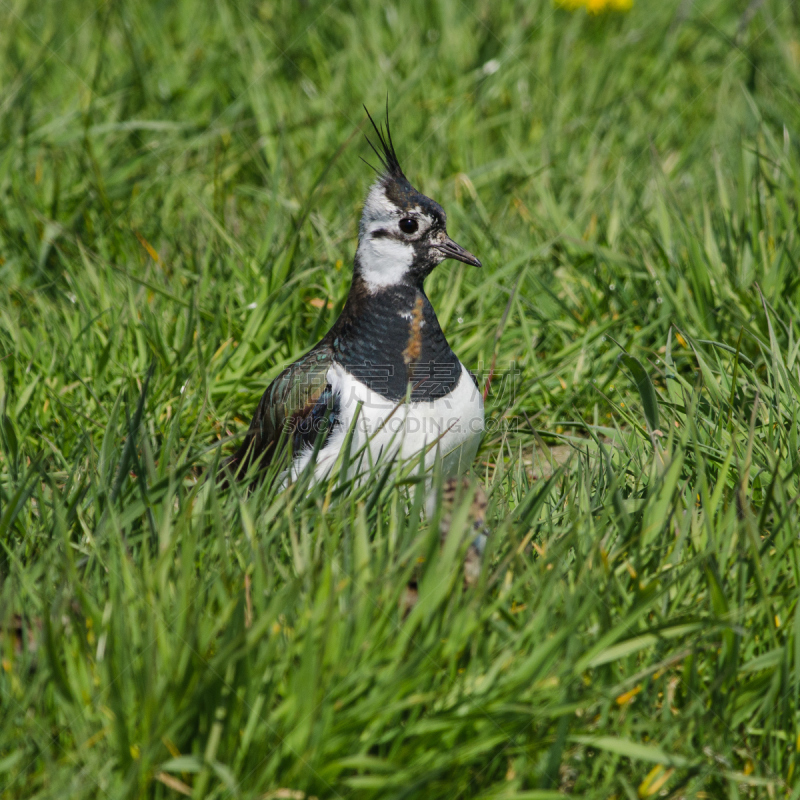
[357,237,414,291]
[360,182,398,234]
[356,181,436,292]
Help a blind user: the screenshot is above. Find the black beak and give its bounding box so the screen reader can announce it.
[434,236,482,268]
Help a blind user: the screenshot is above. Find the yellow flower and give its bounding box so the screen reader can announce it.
[585,0,608,12]
[555,0,632,11]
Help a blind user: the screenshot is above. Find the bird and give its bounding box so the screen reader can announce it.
[223,106,484,488]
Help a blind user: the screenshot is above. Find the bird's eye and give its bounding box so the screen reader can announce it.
[399,218,418,234]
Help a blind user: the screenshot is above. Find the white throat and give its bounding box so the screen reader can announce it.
[356,237,414,291]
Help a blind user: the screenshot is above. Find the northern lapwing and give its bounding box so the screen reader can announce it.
[224,107,484,487]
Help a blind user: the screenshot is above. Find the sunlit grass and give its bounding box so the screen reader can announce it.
[2,0,800,797]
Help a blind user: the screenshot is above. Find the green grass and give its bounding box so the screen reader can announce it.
[3,0,800,796]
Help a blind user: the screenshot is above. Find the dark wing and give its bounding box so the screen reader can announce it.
[291,384,339,454]
[222,343,336,482]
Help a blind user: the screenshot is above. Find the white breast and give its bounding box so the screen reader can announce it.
[291,361,484,484]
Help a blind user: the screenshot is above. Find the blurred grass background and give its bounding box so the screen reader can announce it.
[3,0,800,797]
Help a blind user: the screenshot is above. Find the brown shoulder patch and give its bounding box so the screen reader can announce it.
[403,295,424,366]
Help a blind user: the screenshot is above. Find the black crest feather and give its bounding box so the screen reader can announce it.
[363,101,405,180]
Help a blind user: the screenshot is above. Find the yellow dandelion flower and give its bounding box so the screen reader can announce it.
[555,0,632,12]
[585,0,609,13]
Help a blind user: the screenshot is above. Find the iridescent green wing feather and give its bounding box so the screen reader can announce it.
[224,343,334,480]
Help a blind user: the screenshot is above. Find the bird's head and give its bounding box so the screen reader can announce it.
[355,106,481,292]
